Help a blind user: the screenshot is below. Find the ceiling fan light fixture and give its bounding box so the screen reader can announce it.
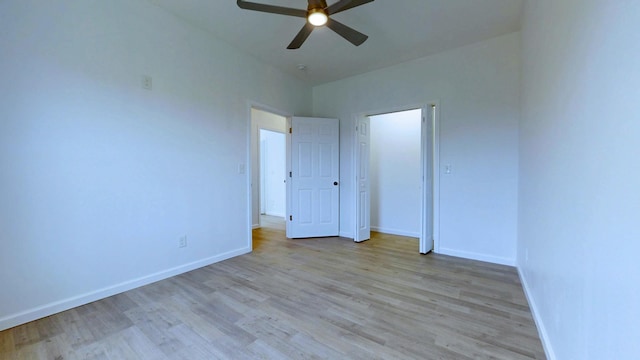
[237,0,374,49]
[308,8,328,26]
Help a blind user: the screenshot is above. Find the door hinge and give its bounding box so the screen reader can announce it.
[289,171,292,177]
[422,117,426,122]
[289,215,293,221]
[289,128,292,134]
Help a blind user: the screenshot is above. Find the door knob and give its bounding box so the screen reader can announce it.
[334,181,339,186]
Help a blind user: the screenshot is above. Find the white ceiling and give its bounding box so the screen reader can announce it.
[147,0,524,86]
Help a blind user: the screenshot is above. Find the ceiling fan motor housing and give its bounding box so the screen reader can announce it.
[308,0,328,11]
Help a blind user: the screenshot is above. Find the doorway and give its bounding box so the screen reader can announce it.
[369,109,422,238]
[259,129,286,218]
[250,108,287,230]
[354,104,439,254]
[249,108,341,241]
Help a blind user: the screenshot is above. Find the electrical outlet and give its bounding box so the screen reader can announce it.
[179,236,187,248]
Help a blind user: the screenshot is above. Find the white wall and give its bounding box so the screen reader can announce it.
[0,0,311,330]
[260,130,286,217]
[250,109,287,227]
[370,110,422,237]
[313,33,521,265]
[519,1,640,359]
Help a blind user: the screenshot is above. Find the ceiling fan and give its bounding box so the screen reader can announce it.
[237,0,374,49]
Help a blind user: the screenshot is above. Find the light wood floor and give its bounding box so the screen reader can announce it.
[0,222,546,359]
[259,214,286,231]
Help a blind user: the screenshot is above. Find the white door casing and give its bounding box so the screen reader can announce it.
[431,104,441,253]
[420,105,435,254]
[354,117,371,242]
[287,117,340,238]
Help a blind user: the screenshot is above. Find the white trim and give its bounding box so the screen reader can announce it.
[245,103,254,250]
[518,268,557,360]
[0,247,251,331]
[432,102,441,254]
[438,247,516,266]
[363,103,428,118]
[339,230,354,239]
[252,224,261,229]
[371,226,420,238]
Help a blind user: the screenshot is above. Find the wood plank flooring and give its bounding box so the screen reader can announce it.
[0,223,546,359]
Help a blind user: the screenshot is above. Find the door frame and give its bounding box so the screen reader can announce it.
[421,103,441,253]
[246,102,291,250]
[353,101,440,253]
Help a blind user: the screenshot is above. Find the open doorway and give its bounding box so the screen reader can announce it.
[250,108,287,231]
[259,129,286,218]
[354,104,439,254]
[369,109,422,239]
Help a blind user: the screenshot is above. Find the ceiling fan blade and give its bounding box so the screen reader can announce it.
[326,0,374,15]
[237,0,307,18]
[287,23,315,49]
[326,18,368,46]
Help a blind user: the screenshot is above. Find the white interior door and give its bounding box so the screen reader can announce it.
[287,117,340,238]
[354,117,370,242]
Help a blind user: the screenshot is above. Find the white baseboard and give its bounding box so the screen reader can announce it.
[370,226,420,238]
[0,247,251,331]
[518,267,556,360]
[339,230,353,239]
[252,223,260,229]
[437,247,515,266]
